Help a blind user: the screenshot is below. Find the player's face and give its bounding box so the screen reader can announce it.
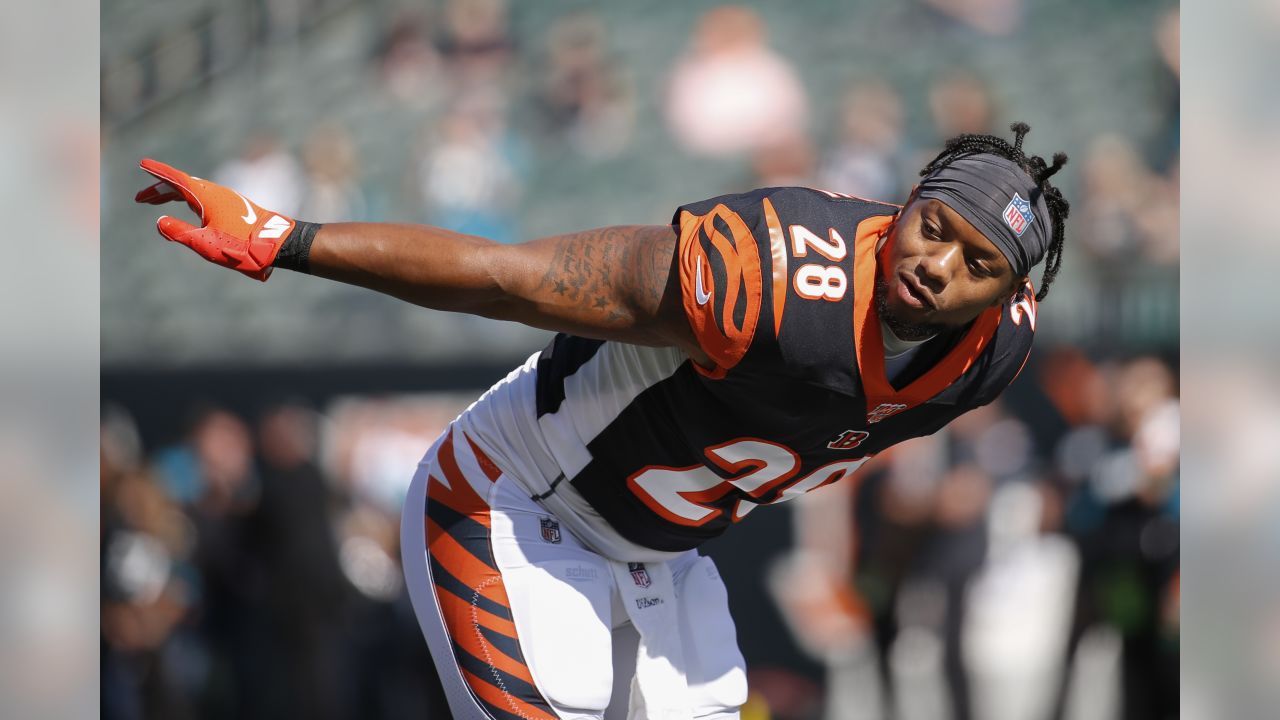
[876,197,1018,340]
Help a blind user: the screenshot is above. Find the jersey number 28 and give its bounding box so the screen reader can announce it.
[627,437,869,527]
[790,224,848,302]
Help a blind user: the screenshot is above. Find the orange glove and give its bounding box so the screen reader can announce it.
[135,158,297,281]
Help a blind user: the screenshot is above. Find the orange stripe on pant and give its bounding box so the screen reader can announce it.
[424,427,555,718]
[426,516,513,610]
[432,579,521,639]
[461,668,559,720]
[464,434,504,482]
[429,430,492,526]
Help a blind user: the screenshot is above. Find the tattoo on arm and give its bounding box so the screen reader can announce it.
[530,225,677,330]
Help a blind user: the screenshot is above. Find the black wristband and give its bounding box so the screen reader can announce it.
[273,221,322,274]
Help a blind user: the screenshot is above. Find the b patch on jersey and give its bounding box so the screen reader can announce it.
[539,516,562,544]
[827,429,870,450]
[1003,193,1034,237]
[628,562,652,588]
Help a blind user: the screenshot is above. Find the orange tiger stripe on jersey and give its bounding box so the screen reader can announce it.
[677,203,762,376]
[762,197,788,338]
[625,461,747,528]
[460,668,559,720]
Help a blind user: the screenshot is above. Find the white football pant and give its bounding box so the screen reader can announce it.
[401,426,748,719]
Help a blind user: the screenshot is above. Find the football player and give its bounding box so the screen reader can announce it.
[136,122,1069,720]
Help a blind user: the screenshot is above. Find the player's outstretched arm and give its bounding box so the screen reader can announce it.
[135,158,707,361]
[310,221,695,349]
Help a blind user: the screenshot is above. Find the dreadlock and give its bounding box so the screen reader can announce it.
[919,122,1070,302]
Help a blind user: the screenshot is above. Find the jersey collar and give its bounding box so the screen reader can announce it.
[851,215,1002,424]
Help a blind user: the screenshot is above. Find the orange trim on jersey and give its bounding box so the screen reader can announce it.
[850,215,1002,422]
[1009,279,1038,331]
[797,462,853,494]
[689,360,729,380]
[626,463,738,528]
[460,668,559,720]
[677,204,763,375]
[762,198,788,337]
[1008,280,1037,384]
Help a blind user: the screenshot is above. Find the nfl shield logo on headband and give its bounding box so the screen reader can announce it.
[1003,193,1034,237]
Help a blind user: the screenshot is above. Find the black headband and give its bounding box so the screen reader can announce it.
[916,153,1051,278]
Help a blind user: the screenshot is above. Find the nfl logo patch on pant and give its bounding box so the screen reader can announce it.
[539,516,562,544]
[628,562,651,588]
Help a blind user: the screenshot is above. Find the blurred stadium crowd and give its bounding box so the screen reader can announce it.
[101,349,1179,719]
[102,0,1178,364]
[101,0,1179,718]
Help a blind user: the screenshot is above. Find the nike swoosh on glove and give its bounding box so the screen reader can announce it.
[135,158,297,281]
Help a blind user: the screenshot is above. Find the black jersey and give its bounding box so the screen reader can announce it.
[532,187,1036,553]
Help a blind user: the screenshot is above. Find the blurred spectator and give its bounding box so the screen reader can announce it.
[1150,6,1180,172]
[413,90,524,243]
[819,78,909,200]
[919,0,1025,37]
[104,393,470,718]
[375,9,443,110]
[262,0,304,41]
[213,132,304,217]
[965,481,1080,720]
[102,409,197,720]
[252,402,350,720]
[101,55,146,124]
[1053,356,1180,720]
[776,414,1023,720]
[665,5,809,156]
[909,68,999,185]
[299,123,367,223]
[1078,134,1179,265]
[437,0,515,89]
[928,68,997,140]
[535,11,636,160]
[173,408,273,718]
[752,134,818,188]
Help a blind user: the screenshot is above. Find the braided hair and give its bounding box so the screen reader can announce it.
[919,122,1070,302]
